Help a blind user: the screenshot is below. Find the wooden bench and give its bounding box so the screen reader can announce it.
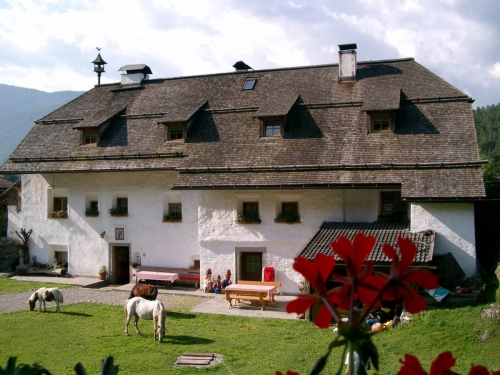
[236,280,282,301]
[136,266,200,288]
[224,289,271,311]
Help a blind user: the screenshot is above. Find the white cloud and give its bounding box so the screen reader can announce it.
[0,0,500,106]
[489,63,500,79]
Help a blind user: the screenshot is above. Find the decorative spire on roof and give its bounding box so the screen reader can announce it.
[91,48,107,85]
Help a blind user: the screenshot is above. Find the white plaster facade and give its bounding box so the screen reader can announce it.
[7,172,478,294]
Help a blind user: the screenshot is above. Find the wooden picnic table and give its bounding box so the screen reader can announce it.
[134,271,179,288]
[224,283,277,311]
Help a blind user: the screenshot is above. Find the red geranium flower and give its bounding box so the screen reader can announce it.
[330,233,386,309]
[285,253,341,328]
[396,352,459,375]
[468,365,500,375]
[378,236,439,314]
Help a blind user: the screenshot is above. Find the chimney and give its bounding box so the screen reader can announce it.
[118,64,152,87]
[338,43,357,82]
[233,61,252,71]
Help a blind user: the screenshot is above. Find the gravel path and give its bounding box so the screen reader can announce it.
[0,287,205,314]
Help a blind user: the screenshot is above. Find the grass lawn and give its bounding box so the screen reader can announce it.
[1,276,499,374]
[0,276,75,294]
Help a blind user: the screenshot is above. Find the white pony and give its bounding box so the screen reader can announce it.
[28,287,64,313]
[125,297,166,342]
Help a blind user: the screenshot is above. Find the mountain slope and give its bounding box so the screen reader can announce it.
[0,84,85,164]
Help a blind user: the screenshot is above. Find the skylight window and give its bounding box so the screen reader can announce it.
[243,78,257,90]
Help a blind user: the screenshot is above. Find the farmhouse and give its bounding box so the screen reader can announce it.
[0,45,485,293]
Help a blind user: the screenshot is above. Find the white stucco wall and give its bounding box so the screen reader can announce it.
[15,173,478,293]
[198,189,381,293]
[18,172,200,281]
[411,203,476,277]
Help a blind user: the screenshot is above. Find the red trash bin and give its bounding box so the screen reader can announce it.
[263,266,275,282]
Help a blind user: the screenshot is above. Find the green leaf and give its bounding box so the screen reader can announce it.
[310,350,331,375]
[73,363,88,375]
[99,357,119,375]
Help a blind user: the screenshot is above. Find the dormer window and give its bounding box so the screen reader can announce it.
[83,128,99,145]
[243,78,257,90]
[165,123,186,142]
[369,112,395,133]
[262,117,283,137]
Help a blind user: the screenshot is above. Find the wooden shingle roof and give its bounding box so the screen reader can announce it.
[0,57,485,199]
[297,222,435,265]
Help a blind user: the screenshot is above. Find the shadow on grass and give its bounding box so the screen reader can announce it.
[165,335,214,345]
[167,311,197,320]
[60,311,93,317]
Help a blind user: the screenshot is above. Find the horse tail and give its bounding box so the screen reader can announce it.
[128,288,135,299]
[151,286,158,300]
[58,290,63,303]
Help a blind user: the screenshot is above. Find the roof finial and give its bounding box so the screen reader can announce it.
[91,48,107,85]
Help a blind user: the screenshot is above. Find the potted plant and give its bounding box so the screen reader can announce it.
[274,213,301,224]
[131,262,140,273]
[98,265,107,280]
[235,213,262,224]
[48,210,68,218]
[162,212,182,222]
[85,208,99,217]
[109,208,128,217]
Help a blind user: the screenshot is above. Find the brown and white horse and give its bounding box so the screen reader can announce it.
[28,287,64,313]
[124,297,166,342]
[128,284,158,301]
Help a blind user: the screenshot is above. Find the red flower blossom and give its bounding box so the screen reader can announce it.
[378,236,439,314]
[285,253,341,328]
[468,365,500,375]
[396,352,459,375]
[330,233,386,309]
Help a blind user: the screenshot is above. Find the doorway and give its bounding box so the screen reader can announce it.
[113,246,130,284]
[240,252,262,281]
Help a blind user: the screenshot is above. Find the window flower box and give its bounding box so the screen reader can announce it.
[162,213,182,222]
[48,210,68,219]
[235,213,262,224]
[109,208,128,217]
[85,208,100,217]
[274,213,301,224]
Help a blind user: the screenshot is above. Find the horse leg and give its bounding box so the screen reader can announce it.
[55,300,60,313]
[153,316,157,341]
[125,310,131,336]
[133,314,141,335]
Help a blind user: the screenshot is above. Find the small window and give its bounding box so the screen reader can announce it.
[54,197,67,212]
[83,128,98,145]
[163,203,182,222]
[110,197,128,217]
[90,201,99,212]
[243,202,259,216]
[237,202,261,224]
[50,197,68,218]
[262,118,283,137]
[378,192,407,222]
[243,78,257,90]
[370,112,393,133]
[282,202,298,216]
[165,123,186,141]
[54,251,68,268]
[275,202,300,224]
[117,198,128,211]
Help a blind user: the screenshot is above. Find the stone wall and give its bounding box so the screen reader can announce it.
[0,237,20,272]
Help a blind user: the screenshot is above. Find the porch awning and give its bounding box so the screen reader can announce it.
[296,222,435,266]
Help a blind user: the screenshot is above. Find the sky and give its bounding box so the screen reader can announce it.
[1,0,499,108]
